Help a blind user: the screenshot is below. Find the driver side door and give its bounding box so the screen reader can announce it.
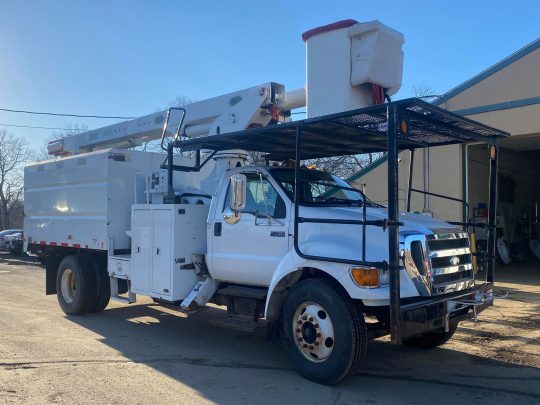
[210,171,290,287]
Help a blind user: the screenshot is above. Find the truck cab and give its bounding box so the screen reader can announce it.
[209,165,475,305]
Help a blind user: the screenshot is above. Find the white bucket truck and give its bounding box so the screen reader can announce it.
[24,20,505,384]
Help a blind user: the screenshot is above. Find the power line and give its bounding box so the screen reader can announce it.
[0,105,304,119]
[0,107,133,119]
[0,123,88,131]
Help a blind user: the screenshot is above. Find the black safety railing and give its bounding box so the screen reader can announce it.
[404,143,500,282]
[162,145,216,197]
[408,188,470,228]
[292,159,394,267]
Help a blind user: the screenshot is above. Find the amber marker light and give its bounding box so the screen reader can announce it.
[401,119,408,134]
[489,145,496,160]
[350,267,379,288]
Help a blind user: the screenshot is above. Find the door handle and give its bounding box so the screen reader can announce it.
[214,222,222,237]
[156,248,160,255]
[136,246,140,253]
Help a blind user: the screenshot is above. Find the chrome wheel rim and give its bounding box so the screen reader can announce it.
[293,302,335,363]
[60,268,76,304]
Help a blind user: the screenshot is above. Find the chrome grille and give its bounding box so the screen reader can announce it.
[431,253,472,269]
[426,231,474,294]
[427,238,469,251]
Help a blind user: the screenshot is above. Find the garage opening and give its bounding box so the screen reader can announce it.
[468,142,540,267]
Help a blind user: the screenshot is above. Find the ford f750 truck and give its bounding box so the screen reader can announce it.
[24,20,506,384]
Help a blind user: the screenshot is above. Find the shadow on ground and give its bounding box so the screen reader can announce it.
[65,297,540,403]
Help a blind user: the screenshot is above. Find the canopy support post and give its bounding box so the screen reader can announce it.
[387,104,402,344]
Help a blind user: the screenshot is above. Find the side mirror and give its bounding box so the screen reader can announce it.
[230,173,247,211]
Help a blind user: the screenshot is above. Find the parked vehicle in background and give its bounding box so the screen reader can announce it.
[5,232,24,256]
[0,230,23,250]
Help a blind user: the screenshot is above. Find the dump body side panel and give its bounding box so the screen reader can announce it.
[24,149,158,252]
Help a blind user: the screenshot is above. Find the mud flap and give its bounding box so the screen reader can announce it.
[45,256,62,295]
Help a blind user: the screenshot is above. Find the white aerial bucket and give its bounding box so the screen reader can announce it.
[303,19,404,118]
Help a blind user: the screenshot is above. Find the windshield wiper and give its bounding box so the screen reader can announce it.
[316,197,364,206]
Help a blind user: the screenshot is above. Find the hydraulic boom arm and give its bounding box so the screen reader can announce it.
[48,83,305,156]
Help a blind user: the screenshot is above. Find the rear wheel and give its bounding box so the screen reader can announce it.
[282,278,367,385]
[402,323,458,348]
[80,255,110,313]
[56,255,96,315]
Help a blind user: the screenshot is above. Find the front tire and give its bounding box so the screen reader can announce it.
[282,278,367,385]
[402,323,458,348]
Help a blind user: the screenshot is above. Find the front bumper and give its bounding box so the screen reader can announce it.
[400,283,493,340]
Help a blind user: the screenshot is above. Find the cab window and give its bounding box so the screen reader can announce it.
[224,173,286,219]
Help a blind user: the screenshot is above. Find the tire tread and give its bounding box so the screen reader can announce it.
[56,255,94,315]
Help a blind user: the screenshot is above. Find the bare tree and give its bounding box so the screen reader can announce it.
[7,200,24,229]
[411,83,440,103]
[0,130,30,229]
[51,123,89,139]
[305,154,384,178]
[167,95,196,110]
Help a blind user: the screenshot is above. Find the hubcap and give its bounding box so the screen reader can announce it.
[60,268,76,304]
[293,302,335,363]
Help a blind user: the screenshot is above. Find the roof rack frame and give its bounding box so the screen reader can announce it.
[165,97,506,343]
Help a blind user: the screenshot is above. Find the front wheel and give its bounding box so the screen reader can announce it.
[402,323,458,348]
[282,278,367,385]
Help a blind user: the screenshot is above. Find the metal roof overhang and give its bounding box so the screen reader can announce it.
[173,98,509,161]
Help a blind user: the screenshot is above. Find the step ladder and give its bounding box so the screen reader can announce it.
[110,277,136,304]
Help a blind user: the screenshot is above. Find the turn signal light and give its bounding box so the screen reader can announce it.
[350,267,379,288]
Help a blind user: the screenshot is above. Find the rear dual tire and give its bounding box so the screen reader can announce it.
[56,255,110,315]
[82,255,111,313]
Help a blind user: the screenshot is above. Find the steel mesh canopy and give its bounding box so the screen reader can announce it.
[175,98,508,161]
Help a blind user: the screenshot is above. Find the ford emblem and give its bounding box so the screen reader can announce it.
[450,256,460,266]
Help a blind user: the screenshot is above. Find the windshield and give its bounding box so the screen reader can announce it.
[270,168,374,206]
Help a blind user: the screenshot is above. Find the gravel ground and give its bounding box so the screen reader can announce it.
[0,253,539,404]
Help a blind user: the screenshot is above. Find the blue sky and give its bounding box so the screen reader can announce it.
[0,0,538,151]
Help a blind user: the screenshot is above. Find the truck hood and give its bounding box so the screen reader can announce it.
[299,205,455,235]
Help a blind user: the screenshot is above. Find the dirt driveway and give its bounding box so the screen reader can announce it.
[0,255,539,404]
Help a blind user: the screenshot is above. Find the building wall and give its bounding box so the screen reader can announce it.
[466,103,540,138]
[352,144,463,223]
[442,47,540,113]
[352,43,540,224]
